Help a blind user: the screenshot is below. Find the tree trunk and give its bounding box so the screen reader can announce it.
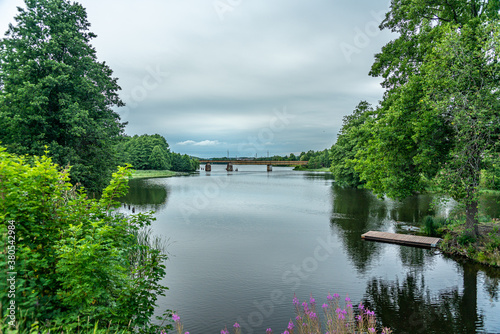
[465,199,479,238]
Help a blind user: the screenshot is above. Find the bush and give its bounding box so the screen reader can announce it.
[486,233,500,252]
[457,233,476,246]
[422,216,447,237]
[0,147,171,333]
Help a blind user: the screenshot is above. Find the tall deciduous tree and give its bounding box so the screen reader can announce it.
[420,22,500,236]
[357,0,500,236]
[330,101,373,188]
[0,0,125,192]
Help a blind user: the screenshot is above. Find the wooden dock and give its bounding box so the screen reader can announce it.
[361,231,441,248]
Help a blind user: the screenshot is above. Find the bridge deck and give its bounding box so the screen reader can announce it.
[361,231,441,248]
[199,160,308,166]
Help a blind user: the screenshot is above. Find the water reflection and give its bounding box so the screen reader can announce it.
[329,183,500,333]
[329,185,463,272]
[303,172,335,181]
[387,194,435,224]
[329,185,386,273]
[119,178,170,211]
[363,260,500,334]
[119,171,499,333]
[328,185,444,272]
[363,271,480,333]
[397,246,429,270]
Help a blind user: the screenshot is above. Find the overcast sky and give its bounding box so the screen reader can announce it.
[0,0,395,158]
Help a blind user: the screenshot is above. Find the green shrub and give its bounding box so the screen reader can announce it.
[0,146,171,332]
[422,216,447,237]
[486,233,500,252]
[457,233,476,246]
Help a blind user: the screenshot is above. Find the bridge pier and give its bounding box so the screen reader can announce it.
[205,163,211,172]
[226,163,233,171]
[267,164,272,172]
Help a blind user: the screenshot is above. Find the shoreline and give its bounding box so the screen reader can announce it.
[438,225,500,268]
[129,170,192,179]
[293,166,331,172]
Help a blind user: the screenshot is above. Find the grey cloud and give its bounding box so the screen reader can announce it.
[0,0,394,158]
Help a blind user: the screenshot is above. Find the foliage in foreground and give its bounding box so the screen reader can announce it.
[0,146,171,333]
[172,294,391,334]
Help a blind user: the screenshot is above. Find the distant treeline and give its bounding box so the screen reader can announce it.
[115,134,199,172]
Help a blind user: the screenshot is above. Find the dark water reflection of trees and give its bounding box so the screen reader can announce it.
[329,184,440,273]
[119,178,170,212]
[328,182,500,333]
[362,262,500,334]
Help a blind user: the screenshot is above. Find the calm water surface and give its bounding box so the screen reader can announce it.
[120,165,500,334]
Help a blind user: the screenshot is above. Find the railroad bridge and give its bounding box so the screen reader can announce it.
[198,160,308,172]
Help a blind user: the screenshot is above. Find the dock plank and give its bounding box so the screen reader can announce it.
[361,231,441,248]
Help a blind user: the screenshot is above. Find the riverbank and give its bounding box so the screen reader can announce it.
[439,220,500,267]
[293,166,331,172]
[130,170,191,179]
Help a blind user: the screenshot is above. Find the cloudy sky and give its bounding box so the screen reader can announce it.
[0,0,395,158]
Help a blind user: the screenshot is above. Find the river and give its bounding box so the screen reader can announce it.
[120,164,500,334]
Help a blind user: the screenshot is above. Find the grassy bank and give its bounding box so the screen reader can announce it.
[130,170,190,179]
[479,189,500,195]
[439,220,500,267]
[293,166,331,172]
[422,215,500,267]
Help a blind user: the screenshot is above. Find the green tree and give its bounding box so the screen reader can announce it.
[300,150,315,162]
[120,134,171,170]
[357,0,500,236]
[330,101,373,187]
[0,0,125,193]
[319,149,331,168]
[420,22,500,236]
[307,156,321,169]
[169,153,197,172]
[354,84,433,199]
[149,145,168,170]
